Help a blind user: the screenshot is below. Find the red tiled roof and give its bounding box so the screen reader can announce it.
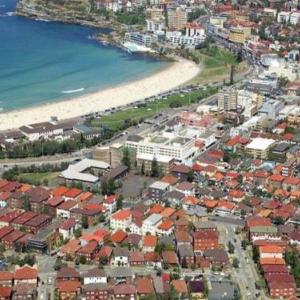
[56,280,80,293]
[51,186,69,197]
[171,279,188,293]
[0,286,11,298]
[0,271,13,281]
[143,235,157,247]
[136,277,154,294]
[64,188,82,198]
[14,266,37,280]
[111,230,127,243]
[60,218,76,231]
[268,174,284,182]
[111,209,131,221]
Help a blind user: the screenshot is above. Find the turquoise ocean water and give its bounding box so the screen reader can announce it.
[0,0,167,111]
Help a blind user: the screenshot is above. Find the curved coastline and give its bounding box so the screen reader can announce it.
[0,58,200,131]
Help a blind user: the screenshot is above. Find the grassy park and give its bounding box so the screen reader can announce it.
[17,172,60,186]
[89,86,218,131]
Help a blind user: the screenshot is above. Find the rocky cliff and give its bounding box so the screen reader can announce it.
[16,0,111,27]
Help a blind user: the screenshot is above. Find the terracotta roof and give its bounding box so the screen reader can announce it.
[0,271,13,281]
[183,196,199,206]
[46,196,64,207]
[56,280,80,293]
[161,175,179,185]
[171,164,191,174]
[174,230,191,243]
[58,200,77,211]
[160,207,175,218]
[78,192,93,202]
[158,219,174,231]
[283,177,300,185]
[57,267,79,279]
[130,251,144,263]
[171,279,188,293]
[113,284,136,295]
[60,239,81,254]
[14,266,38,280]
[143,235,157,248]
[51,186,69,197]
[176,181,194,191]
[111,230,127,243]
[111,209,131,221]
[59,218,76,231]
[99,246,113,258]
[269,174,284,182]
[162,251,178,264]
[144,252,161,262]
[260,258,285,265]
[0,286,11,298]
[259,245,284,254]
[136,277,154,294]
[149,204,163,214]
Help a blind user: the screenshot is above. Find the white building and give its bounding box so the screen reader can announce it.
[258,99,284,120]
[290,12,300,25]
[142,213,162,235]
[110,210,132,231]
[166,30,205,47]
[277,11,290,23]
[83,269,107,285]
[146,18,165,34]
[126,130,198,164]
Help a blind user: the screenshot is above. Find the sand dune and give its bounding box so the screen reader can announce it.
[0,58,200,130]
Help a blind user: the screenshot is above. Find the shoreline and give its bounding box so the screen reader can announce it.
[0,58,200,131]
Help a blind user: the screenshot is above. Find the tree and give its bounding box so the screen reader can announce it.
[117,195,124,210]
[122,147,131,170]
[253,246,259,263]
[82,215,89,229]
[107,179,116,195]
[151,157,159,177]
[79,256,87,264]
[99,255,108,266]
[98,214,106,223]
[241,240,248,250]
[101,179,108,195]
[228,241,235,254]
[22,195,31,211]
[141,162,145,175]
[54,258,63,271]
[232,257,239,268]
[187,170,194,182]
[74,228,82,239]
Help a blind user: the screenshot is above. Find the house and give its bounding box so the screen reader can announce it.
[113,283,136,299]
[142,214,162,235]
[56,200,78,219]
[176,181,195,196]
[58,218,76,240]
[103,195,117,214]
[202,249,229,268]
[112,247,129,266]
[111,230,127,244]
[171,279,188,297]
[110,210,132,231]
[250,226,279,242]
[148,181,170,202]
[162,251,179,266]
[136,277,155,298]
[144,252,162,268]
[193,230,219,252]
[175,230,192,248]
[13,283,37,300]
[0,285,11,300]
[267,280,296,298]
[56,267,80,282]
[259,245,284,259]
[130,251,145,267]
[143,235,157,252]
[182,196,199,211]
[189,280,205,299]
[0,271,13,287]
[14,266,38,286]
[178,244,194,267]
[157,219,174,236]
[208,281,238,300]
[82,268,107,285]
[45,196,64,217]
[76,240,99,261]
[56,280,81,300]
[83,283,110,300]
[110,267,133,284]
[171,164,191,182]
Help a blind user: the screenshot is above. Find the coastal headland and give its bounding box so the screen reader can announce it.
[0,58,200,131]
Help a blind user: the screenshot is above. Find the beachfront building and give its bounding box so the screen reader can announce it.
[167,7,188,30]
[19,122,64,141]
[125,128,199,165]
[60,159,110,188]
[146,18,165,34]
[166,31,206,48]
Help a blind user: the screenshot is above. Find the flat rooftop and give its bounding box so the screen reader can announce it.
[245,138,275,151]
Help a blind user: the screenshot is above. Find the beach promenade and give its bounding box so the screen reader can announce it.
[0,58,200,131]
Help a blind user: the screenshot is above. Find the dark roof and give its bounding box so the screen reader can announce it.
[83,283,109,292]
[25,214,51,227]
[83,268,106,278]
[190,280,205,293]
[127,135,143,142]
[167,190,185,200]
[178,244,194,257]
[106,165,128,179]
[57,267,80,279]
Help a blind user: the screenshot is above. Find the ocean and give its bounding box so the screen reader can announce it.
[0,0,167,111]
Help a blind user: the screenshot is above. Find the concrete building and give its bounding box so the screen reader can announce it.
[245,138,276,159]
[258,99,284,120]
[93,143,124,168]
[218,87,238,112]
[167,7,188,30]
[277,11,290,23]
[142,213,162,235]
[148,181,170,202]
[229,26,251,44]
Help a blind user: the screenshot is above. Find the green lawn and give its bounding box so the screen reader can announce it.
[90,87,217,131]
[190,47,246,84]
[17,172,60,186]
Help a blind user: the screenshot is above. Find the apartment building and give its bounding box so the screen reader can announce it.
[218,87,238,112]
[245,138,276,159]
[167,7,188,30]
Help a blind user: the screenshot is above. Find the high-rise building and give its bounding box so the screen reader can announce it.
[218,87,238,112]
[167,7,188,30]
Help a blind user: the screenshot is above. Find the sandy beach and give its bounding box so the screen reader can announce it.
[0,58,200,131]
